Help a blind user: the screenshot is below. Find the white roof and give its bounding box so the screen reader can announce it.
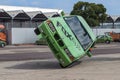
[0,5,62,13]
[26,11,42,18]
[7,10,25,18]
[108,15,120,22]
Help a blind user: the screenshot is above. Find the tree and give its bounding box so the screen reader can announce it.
[61,11,65,16]
[70,1,107,27]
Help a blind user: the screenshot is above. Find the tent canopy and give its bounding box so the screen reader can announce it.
[0,9,11,20]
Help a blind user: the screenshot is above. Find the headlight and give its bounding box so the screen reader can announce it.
[46,20,56,32]
[64,48,74,61]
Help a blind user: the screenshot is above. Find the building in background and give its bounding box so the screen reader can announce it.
[93,15,120,36]
[98,15,120,29]
[0,5,62,44]
[0,5,120,44]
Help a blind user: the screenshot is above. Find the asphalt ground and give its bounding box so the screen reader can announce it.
[0,45,54,61]
[0,42,120,61]
[0,42,120,80]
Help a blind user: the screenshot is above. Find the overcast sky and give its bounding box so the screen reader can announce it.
[0,0,120,15]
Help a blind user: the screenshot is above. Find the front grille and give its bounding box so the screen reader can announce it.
[46,37,58,53]
[54,33,60,40]
[54,33,64,47]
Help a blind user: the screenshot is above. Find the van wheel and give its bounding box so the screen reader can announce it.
[59,63,65,68]
[59,63,69,68]
[1,43,5,48]
[105,40,110,44]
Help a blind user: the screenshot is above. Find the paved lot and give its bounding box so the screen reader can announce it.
[0,43,120,80]
[0,45,54,61]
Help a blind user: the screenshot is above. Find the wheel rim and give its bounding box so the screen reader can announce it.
[1,43,5,47]
[106,40,110,44]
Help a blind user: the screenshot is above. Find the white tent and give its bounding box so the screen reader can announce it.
[0,5,62,13]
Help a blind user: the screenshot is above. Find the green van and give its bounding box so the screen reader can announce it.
[34,15,96,68]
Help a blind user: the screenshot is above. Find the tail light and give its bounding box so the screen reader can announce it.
[89,48,93,52]
[46,20,56,32]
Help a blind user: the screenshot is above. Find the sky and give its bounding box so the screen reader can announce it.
[0,0,120,15]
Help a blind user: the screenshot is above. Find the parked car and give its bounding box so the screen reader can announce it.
[96,35,113,44]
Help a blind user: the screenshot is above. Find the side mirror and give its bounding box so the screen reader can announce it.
[34,28,41,35]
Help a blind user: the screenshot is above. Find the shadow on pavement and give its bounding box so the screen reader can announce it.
[83,57,120,62]
[5,60,82,69]
[5,56,120,70]
[6,60,62,69]
[0,52,54,61]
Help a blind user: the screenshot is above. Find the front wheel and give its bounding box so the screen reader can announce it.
[59,63,67,68]
[1,43,5,48]
[105,40,110,44]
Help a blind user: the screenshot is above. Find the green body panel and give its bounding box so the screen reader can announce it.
[35,15,96,67]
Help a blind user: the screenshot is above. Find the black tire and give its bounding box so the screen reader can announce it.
[105,40,110,44]
[1,43,5,48]
[59,63,67,68]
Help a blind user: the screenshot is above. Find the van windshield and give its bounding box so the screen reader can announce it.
[64,16,92,50]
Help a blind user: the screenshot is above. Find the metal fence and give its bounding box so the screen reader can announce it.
[11,28,37,44]
[92,28,120,36]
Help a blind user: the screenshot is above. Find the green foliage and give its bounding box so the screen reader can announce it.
[61,11,65,16]
[70,1,107,27]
